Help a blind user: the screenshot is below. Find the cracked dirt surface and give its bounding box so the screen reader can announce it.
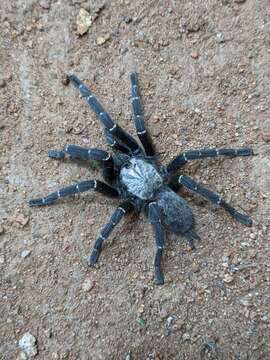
[0,0,270,359]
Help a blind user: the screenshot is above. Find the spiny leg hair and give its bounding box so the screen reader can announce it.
[130,72,155,156]
[88,201,134,265]
[178,175,252,226]
[69,74,142,154]
[29,180,119,207]
[148,202,165,285]
[167,148,254,173]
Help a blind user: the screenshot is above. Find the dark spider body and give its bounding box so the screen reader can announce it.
[29,72,253,284]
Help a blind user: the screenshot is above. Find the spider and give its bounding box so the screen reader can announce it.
[29,72,253,285]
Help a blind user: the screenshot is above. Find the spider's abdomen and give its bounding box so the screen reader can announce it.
[120,157,163,200]
[156,187,193,234]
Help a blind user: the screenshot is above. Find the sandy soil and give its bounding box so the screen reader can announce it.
[0,0,270,359]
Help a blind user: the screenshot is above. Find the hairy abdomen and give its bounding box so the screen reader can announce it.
[156,187,194,234]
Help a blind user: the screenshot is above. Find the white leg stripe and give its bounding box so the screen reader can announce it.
[178,175,183,183]
[235,149,238,155]
[87,95,93,101]
[118,207,126,214]
[217,197,221,205]
[199,150,202,156]
[76,184,79,191]
[105,154,111,161]
[109,124,117,132]
[94,180,97,189]
[57,190,61,198]
[88,149,92,156]
[79,84,83,90]
[99,235,106,240]
[216,149,220,155]
[64,145,69,152]
[183,153,187,161]
[132,96,139,101]
[137,130,147,135]
[42,198,45,204]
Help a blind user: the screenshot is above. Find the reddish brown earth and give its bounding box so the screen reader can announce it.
[0,1,269,359]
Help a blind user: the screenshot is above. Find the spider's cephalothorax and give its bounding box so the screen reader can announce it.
[29,72,253,284]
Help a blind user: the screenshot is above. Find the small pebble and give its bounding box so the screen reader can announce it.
[61,74,70,86]
[96,34,110,45]
[159,308,168,319]
[216,32,225,43]
[0,225,4,235]
[15,214,29,227]
[19,332,38,357]
[191,51,199,59]
[207,121,216,129]
[82,279,94,292]
[137,304,144,314]
[191,262,200,273]
[77,8,92,35]
[223,274,233,283]
[21,250,31,258]
[39,0,51,9]
[122,15,132,24]
[182,333,190,341]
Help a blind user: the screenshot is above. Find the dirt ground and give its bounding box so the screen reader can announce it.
[0,0,270,359]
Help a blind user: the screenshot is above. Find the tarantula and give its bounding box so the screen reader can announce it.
[29,72,253,284]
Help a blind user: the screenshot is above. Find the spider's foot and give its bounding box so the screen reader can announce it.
[29,198,44,207]
[48,150,65,159]
[154,267,164,285]
[234,212,252,227]
[87,249,100,266]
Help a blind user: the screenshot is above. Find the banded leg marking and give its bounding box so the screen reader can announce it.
[88,202,134,265]
[178,175,252,226]
[130,72,155,156]
[148,202,165,285]
[167,148,254,172]
[69,74,142,154]
[29,180,118,207]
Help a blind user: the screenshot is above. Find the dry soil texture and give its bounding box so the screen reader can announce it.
[0,0,270,359]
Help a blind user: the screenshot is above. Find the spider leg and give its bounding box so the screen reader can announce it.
[48,145,115,182]
[178,175,252,226]
[148,202,165,285]
[88,201,134,265]
[69,74,142,154]
[104,128,130,154]
[48,145,111,161]
[130,72,155,156]
[29,180,118,207]
[167,148,254,173]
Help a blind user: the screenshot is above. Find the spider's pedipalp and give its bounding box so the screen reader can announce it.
[167,147,254,173]
[87,201,134,265]
[178,175,252,226]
